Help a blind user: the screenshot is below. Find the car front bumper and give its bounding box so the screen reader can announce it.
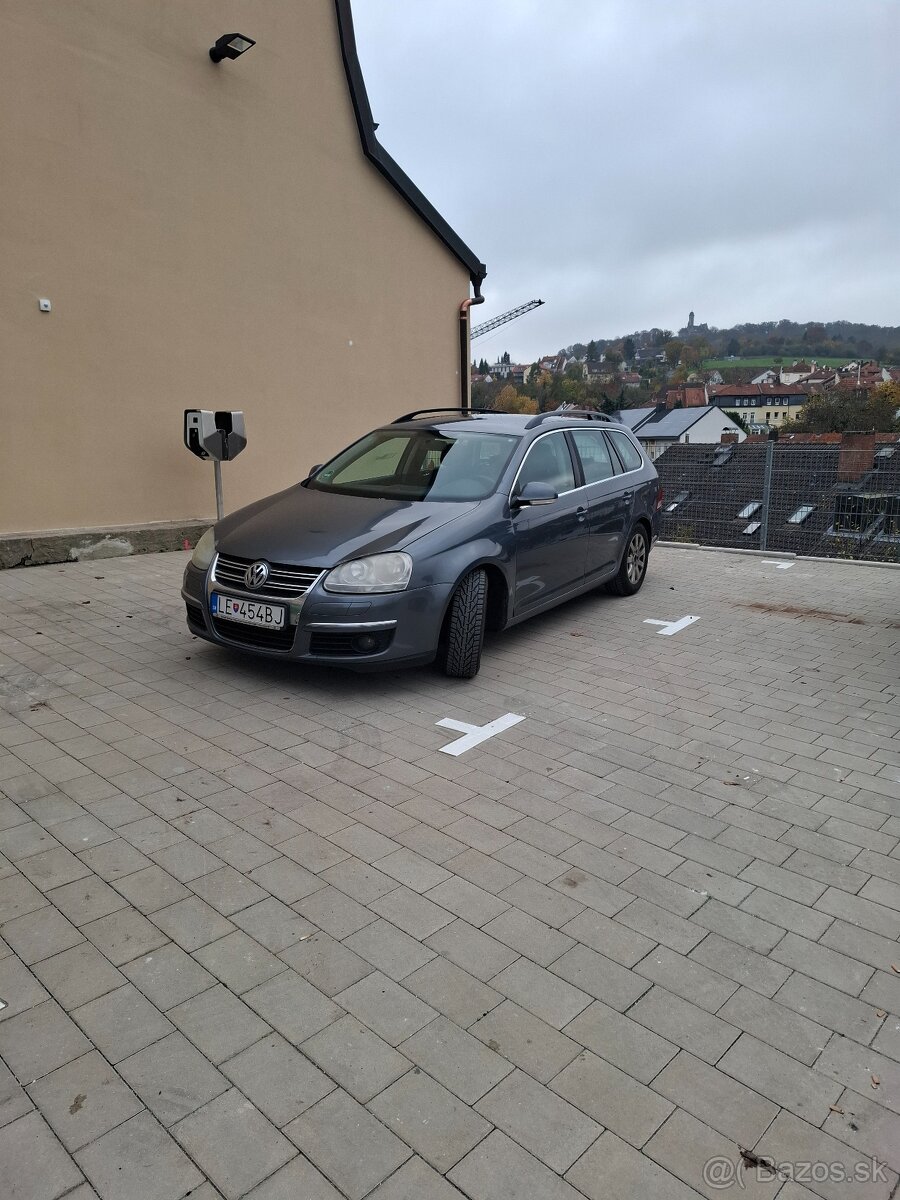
[181,562,454,670]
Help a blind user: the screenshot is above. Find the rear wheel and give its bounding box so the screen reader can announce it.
[608,526,649,596]
[440,568,487,678]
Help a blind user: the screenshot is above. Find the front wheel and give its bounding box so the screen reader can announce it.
[439,569,487,678]
[608,526,649,596]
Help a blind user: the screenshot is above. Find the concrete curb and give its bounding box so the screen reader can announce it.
[656,540,900,570]
[0,520,213,569]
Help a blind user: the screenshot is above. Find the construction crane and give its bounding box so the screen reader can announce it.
[470,299,544,341]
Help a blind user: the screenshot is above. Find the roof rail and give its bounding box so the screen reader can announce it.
[392,408,503,423]
[524,409,613,430]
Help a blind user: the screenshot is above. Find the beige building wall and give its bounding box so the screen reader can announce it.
[0,0,472,536]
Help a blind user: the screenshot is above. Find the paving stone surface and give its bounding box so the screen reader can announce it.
[0,546,898,1196]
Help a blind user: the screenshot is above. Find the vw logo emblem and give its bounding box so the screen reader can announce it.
[244,561,270,590]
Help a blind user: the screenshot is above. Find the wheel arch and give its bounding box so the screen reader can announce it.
[439,559,510,641]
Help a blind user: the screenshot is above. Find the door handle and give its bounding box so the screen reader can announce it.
[576,506,588,522]
[622,491,634,501]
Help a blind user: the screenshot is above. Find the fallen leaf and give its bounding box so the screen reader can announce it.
[569,631,585,637]
[891,964,900,974]
[871,1074,880,1089]
[876,1010,887,1019]
[298,933,315,942]
[829,1105,844,1114]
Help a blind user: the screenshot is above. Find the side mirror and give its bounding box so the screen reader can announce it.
[514,481,558,507]
[308,464,323,478]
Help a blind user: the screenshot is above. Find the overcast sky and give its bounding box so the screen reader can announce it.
[352,1,899,362]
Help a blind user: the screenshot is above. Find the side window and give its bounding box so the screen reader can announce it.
[607,430,644,472]
[570,429,617,484]
[517,433,576,493]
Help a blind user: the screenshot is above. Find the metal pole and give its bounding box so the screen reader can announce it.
[213,461,224,520]
[760,435,775,551]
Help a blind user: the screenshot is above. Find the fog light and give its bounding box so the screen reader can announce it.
[354,634,378,653]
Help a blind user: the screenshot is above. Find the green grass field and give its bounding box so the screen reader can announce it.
[703,356,852,371]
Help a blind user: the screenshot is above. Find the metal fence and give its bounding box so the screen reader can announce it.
[653,439,900,563]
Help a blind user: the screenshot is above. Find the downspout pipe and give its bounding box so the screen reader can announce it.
[459,285,485,412]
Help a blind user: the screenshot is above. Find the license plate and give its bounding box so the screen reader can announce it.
[212,594,285,629]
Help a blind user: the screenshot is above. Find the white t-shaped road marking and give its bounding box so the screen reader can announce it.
[437,712,526,756]
[643,615,701,636]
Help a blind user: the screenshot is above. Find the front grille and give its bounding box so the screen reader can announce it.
[309,629,394,657]
[212,617,296,652]
[213,553,321,598]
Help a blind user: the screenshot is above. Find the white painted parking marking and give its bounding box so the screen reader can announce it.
[762,560,795,569]
[436,712,525,756]
[643,615,700,636]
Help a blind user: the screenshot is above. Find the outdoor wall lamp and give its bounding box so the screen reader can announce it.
[209,34,256,63]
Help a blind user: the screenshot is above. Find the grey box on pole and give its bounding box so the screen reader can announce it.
[184,410,247,519]
[184,410,247,462]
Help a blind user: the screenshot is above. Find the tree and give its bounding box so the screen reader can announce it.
[501,350,511,364]
[622,337,636,363]
[664,339,683,367]
[533,369,554,412]
[870,382,900,429]
[495,383,536,414]
[723,410,750,433]
[560,377,586,406]
[726,337,741,357]
[586,339,598,361]
[604,349,623,368]
[783,384,900,433]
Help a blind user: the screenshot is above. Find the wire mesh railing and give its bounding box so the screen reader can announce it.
[653,438,900,563]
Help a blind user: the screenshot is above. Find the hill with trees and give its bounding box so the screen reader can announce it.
[471,319,899,424]
[565,319,900,372]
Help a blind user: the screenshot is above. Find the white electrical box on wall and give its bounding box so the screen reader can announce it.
[38,298,52,312]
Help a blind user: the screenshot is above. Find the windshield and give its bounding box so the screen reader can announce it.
[307,429,520,501]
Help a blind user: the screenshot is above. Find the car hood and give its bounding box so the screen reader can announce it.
[214,484,478,568]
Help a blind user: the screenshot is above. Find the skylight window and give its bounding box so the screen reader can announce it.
[713,446,734,467]
[743,521,761,534]
[737,501,761,519]
[665,490,690,513]
[788,505,815,524]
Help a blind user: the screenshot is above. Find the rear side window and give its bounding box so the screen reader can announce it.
[608,430,644,471]
[517,432,576,493]
[569,429,616,484]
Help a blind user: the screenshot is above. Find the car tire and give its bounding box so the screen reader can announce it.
[608,525,650,596]
[440,568,487,679]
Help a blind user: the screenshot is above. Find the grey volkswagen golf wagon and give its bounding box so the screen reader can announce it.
[182,409,662,678]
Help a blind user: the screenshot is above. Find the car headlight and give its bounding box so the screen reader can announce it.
[324,552,412,594]
[190,528,216,571]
